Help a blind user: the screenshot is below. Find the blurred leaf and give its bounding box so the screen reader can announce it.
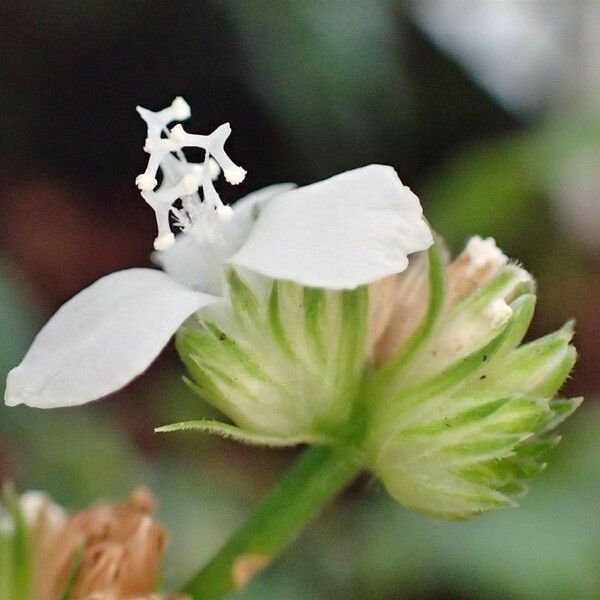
[3,484,31,600]
[0,259,38,378]
[423,107,600,260]
[1,405,144,506]
[151,458,244,589]
[225,1,413,176]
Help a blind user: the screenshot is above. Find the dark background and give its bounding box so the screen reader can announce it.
[1,2,599,598]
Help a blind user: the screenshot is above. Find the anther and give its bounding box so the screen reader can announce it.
[170,96,191,121]
[169,123,247,185]
[135,174,157,192]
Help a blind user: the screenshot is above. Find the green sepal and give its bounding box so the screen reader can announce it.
[372,294,529,419]
[545,396,583,431]
[224,268,261,329]
[456,396,580,505]
[367,291,536,439]
[400,264,535,385]
[480,321,576,398]
[370,243,536,410]
[155,419,332,447]
[372,390,552,518]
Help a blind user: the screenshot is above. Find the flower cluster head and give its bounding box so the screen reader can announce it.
[5,99,580,519]
[0,487,167,599]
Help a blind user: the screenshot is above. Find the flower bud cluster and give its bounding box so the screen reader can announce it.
[171,236,580,518]
[364,238,579,518]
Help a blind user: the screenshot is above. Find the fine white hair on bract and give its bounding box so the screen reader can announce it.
[135,97,246,251]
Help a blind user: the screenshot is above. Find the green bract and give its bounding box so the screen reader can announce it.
[365,245,580,518]
[164,240,580,520]
[167,268,369,445]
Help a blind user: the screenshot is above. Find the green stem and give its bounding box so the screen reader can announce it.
[181,445,361,599]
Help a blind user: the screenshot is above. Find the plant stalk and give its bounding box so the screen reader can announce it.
[181,444,361,599]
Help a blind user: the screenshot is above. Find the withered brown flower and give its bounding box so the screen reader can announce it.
[21,488,168,600]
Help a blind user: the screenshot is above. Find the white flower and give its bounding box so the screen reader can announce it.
[5,98,433,409]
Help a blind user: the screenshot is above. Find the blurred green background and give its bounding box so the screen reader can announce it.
[1,2,599,598]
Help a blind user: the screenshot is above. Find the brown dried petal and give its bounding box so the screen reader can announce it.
[372,250,431,366]
[30,488,166,600]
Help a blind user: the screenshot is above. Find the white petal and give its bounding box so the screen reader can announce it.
[5,269,216,409]
[152,235,224,295]
[153,183,296,294]
[224,183,297,251]
[229,165,434,289]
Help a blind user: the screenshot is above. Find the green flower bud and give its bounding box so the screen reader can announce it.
[364,239,580,519]
[170,268,369,445]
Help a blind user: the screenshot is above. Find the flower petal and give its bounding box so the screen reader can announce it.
[228,165,434,289]
[153,183,296,294]
[225,183,297,250]
[5,269,217,408]
[152,236,224,295]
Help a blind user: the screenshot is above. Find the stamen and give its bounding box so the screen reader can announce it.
[170,123,247,185]
[160,153,220,187]
[135,98,246,251]
[201,151,234,221]
[136,136,180,191]
[136,96,190,136]
[189,157,221,181]
[141,175,200,251]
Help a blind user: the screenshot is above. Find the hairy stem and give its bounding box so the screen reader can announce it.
[181,445,361,599]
